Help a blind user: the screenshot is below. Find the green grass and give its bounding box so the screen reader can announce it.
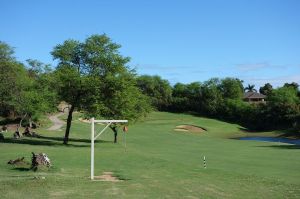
[0,112,299,198]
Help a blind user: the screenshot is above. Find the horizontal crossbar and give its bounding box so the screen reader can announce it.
[94,120,128,123]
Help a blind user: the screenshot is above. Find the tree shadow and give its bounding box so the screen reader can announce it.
[256,145,300,149]
[2,135,114,147]
[3,138,87,147]
[37,135,112,144]
[277,131,300,139]
[12,167,31,171]
[0,118,20,125]
[111,170,132,181]
[113,174,131,181]
[238,127,300,139]
[238,127,261,133]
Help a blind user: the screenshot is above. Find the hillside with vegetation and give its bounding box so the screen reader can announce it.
[1,36,299,138]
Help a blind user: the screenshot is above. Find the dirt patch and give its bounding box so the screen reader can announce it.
[174,125,206,133]
[47,113,65,131]
[94,172,123,182]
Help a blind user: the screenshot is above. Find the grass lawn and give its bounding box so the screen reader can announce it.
[0,112,299,198]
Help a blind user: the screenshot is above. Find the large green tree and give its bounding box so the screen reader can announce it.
[283,82,299,90]
[266,86,300,127]
[219,78,244,99]
[52,34,150,144]
[0,42,57,127]
[171,82,202,112]
[200,78,223,116]
[0,41,31,119]
[259,83,273,96]
[24,59,58,125]
[136,75,172,110]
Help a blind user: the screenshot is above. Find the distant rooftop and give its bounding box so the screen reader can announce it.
[243,92,266,99]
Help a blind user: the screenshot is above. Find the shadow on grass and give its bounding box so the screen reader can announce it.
[38,135,112,144]
[0,118,20,125]
[114,174,131,181]
[239,127,300,138]
[112,170,131,181]
[238,127,262,133]
[3,136,113,147]
[12,167,31,171]
[256,145,300,149]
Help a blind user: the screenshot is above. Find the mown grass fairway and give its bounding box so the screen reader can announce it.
[0,112,299,198]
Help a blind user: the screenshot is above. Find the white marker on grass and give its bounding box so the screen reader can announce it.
[203,156,206,169]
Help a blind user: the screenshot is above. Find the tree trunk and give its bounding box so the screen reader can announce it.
[63,105,75,144]
[18,113,27,131]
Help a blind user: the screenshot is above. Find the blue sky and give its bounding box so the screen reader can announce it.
[1,0,299,88]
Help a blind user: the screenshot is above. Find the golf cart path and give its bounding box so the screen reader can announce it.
[47,112,65,131]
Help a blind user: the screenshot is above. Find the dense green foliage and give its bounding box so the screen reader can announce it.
[259,83,273,96]
[1,38,299,133]
[0,42,57,124]
[139,74,300,131]
[0,37,150,141]
[52,34,151,144]
[136,75,172,110]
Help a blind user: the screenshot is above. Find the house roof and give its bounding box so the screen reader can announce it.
[243,92,266,99]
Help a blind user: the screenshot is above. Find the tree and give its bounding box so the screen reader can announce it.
[185,82,202,112]
[170,82,202,112]
[52,34,150,144]
[259,83,273,96]
[136,75,172,110]
[200,78,223,116]
[283,82,299,90]
[219,78,244,99]
[0,42,57,129]
[170,83,189,112]
[244,84,257,92]
[0,61,29,118]
[0,41,15,61]
[266,86,300,127]
[25,59,58,125]
[0,41,30,118]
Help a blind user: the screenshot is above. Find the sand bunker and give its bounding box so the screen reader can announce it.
[93,172,123,182]
[174,125,206,133]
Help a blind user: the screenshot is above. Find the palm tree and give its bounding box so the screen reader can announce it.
[244,84,257,92]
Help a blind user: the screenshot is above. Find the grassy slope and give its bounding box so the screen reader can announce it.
[0,112,299,198]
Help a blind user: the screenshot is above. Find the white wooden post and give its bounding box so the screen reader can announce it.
[91,117,94,180]
[90,119,127,180]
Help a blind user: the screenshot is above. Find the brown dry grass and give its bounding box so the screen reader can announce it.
[94,172,123,182]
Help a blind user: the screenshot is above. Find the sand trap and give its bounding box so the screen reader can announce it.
[174,125,206,133]
[93,172,123,182]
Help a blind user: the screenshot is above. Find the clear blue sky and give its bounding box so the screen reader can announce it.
[1,0,299,88]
